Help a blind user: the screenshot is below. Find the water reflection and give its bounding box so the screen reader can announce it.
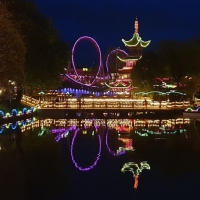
[71,128,102,171]
[0,118,34,134]
[2,117,200,198]
[121,161,151,189]
[18,118,192,169]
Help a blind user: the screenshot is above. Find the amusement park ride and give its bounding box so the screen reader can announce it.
[62,18,151,96]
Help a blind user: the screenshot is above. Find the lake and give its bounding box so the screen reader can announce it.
[1,117,200,200]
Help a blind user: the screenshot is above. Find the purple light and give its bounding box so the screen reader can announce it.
[55,126,76,142]
[71,129,101,171]
[65,74,97,88]
[106,129,125,156]
[70,36,102,86]
[51,128,66,134]
[106,48,128,79]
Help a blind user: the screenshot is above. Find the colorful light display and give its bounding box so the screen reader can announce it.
[55,126,76,142]
[118,137,134,151]
[65,36,103,87]
[185,106,200,112]
[105,130,126,156]
[0,118,34,134]
[121,161,150,189]
[0,107,35,119]
[106,48,128,78]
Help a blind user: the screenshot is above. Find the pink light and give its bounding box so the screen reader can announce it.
[105,129,125,156]
[70,129,102,171]
[71,36,102,86]
[106,49,128,78]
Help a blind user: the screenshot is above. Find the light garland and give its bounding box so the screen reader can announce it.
[0,118,34,134]
[0,107,35,119]
[185,106,200,112]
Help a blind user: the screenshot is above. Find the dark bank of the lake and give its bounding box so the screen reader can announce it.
[0,118,200,200]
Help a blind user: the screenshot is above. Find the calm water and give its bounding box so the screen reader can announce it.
[1,118,200,200]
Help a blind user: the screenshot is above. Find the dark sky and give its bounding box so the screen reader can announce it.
[32,0,200,65]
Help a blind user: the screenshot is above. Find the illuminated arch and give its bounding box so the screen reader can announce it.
[66,36,102,87]
[11,109,17,116]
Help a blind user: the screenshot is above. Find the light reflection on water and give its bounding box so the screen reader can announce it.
[1,117,200,199]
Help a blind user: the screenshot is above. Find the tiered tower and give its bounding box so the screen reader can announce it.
[106,18,151,95]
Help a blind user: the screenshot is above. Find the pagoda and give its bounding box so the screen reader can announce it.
[106,18,151,96]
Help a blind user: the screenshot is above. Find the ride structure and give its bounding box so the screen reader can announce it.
[63,36,107,90]
[62,19,151,96]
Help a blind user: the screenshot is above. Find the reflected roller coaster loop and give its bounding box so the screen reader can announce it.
[70,128,102,171]
[105,129,125,156]
[185,106,200,112]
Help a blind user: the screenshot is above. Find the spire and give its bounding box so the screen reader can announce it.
[134,17,138,34]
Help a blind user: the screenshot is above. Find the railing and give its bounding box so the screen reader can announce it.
[21,95,40,107]
[21,95,191,110]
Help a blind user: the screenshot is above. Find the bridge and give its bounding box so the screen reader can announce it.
[21,95,190,119]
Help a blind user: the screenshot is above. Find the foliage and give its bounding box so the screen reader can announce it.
[157,40,195,85]
[0,4,26,87]
[132,51,161,91]
[3,0,71,92]
[0,132,69,199]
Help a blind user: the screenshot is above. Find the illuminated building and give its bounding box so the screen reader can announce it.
[106,18,151,95]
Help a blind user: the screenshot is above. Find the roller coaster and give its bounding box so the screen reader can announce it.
[62,36,129,90]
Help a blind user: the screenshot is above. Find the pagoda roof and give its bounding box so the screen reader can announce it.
[117,55,142,63]
[122,33,151,48]
[118,68,133,73]
[105,82,132,89]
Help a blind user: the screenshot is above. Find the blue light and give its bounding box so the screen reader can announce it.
[0,126,4,134]
[11,123,17,130]
[22,108,27,114]
[0,110,4,118]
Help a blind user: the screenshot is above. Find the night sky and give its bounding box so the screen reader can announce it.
[31,0,200,66]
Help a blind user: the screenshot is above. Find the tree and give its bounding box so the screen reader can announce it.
[157,40,193,86]
[0,3,26,88]
[132,51,162,91]
[3,0,71,93]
